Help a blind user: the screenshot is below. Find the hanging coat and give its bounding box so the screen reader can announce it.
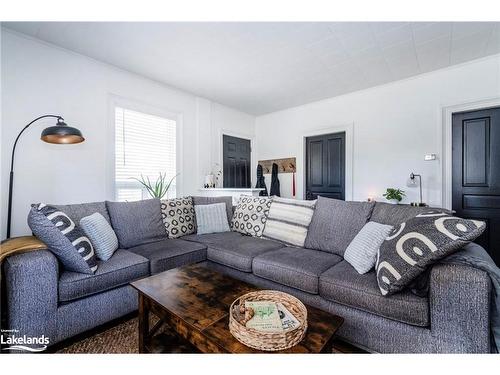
[270,162,280,197]
[255,164,268,196]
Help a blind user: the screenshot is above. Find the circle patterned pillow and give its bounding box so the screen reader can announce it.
[376,210,485,296]
[160,197,195,238]
[231,196,272,237]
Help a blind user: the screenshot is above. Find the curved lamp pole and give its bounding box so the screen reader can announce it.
[6,115,85,238]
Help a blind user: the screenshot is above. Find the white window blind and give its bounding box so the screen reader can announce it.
[115,106,177,201]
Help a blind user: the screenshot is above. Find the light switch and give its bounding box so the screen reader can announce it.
[424,154,437,161]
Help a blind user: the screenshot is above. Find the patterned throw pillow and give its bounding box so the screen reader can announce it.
[376,210,486,296]
[231,196,272,237]
[262,197,316,246]
[80,212,119,261]
[28,203,98,274]
[160,197,196,238]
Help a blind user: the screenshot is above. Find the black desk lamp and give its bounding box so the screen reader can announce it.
[6,115,85,238]
[408,172,426,207]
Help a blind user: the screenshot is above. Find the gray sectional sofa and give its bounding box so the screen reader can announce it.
[2,197,492,353]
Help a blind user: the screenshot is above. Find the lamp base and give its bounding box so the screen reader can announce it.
[410,202,427,207]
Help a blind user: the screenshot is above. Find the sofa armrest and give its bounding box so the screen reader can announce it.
[429,263,491,353]
[1,236,47,263]
[3,250,59,345]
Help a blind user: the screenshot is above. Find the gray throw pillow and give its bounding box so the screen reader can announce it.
[80,213,119,261]
[28,203,98,274]
[231,196,272,237]
[344,221,394,274]
[376,210,486,296]
[195,203,230,235]
[106,198,167,248]
[160,197,196,238]
[304,196,375,256]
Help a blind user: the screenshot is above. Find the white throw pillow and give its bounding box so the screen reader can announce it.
[344,221,393,274]
[195,203,230,235]
[262,197,316,246]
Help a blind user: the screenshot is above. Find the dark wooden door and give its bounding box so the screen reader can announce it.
[452,107,500,266]
[223,135,251,188]
[306,132,345,200]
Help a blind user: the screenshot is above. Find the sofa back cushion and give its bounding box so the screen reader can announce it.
[370,202,453,227]
[53,201,111,224]
[192,196,233,223]
[106,198,167,248]
[28,203,98,274]
[304,196,375,256]
[262,197,316,247]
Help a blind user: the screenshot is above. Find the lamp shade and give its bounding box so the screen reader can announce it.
[40,120,85,144]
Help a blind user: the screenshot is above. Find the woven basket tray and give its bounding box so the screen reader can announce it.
[229,290,307,351]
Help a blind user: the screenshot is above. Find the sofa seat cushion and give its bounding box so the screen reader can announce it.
[183,232,283,272]
[252,247,342,294]
[127,239,207,274]
[58,249,149,302]
[319,261,429,326]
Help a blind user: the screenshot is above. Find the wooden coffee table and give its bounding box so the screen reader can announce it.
[131,264,344,353]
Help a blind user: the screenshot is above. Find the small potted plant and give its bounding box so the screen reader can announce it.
[383,188,405,204]
[132,172,178,199]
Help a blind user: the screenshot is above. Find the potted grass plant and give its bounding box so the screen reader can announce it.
[132,172,178,199]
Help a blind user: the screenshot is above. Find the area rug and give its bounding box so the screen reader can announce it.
[56,317,197,354]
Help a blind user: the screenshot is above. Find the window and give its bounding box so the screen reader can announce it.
[114,106,177,201]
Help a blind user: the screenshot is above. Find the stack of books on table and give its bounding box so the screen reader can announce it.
[244,301,299,332]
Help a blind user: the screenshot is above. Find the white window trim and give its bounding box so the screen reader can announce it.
[106,94,184,201]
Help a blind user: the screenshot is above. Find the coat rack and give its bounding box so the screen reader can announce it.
[258,157,296,174]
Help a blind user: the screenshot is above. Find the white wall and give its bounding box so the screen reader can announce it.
[0,30,255,238]
[256,54,500,206]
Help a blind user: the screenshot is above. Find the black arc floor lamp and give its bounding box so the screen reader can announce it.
[6,115,85,238]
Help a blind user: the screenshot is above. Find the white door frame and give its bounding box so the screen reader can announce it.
[299,123,354,201]
[441,97,500,209]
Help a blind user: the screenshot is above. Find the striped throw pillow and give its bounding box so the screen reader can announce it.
[262,197,316,247]
[344,221,393,274]
[195,203,230,235]
[80,213,119,261]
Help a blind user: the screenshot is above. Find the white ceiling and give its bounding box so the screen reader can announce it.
[4,22,500,115]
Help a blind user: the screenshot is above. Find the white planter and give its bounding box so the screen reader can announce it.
[387,199,399,205]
